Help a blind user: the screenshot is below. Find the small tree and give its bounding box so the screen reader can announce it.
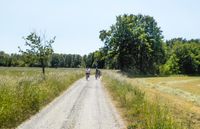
[19,32,55,76]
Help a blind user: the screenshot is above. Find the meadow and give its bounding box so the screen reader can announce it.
[102,70,200,129]
[128,76,200,129]
[0,67,84,129]
[1,67,199,129]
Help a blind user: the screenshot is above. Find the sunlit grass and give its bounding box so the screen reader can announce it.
[146,77,200,96]
[0,67,84,129]
[102,71,187,129]
[124,74,200,128]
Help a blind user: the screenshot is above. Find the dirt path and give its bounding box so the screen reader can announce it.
[17,76,125,129]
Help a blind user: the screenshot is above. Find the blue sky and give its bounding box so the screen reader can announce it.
[0,0,200,55]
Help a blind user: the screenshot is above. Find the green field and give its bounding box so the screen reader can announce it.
[142,77,200,95]
[1,68,200,129]
[0,67,84,129]
[102,70,200,129]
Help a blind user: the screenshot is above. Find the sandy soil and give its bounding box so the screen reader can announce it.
[17,76,125,129]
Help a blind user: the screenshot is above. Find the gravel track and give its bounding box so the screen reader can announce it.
[17,76,125,129]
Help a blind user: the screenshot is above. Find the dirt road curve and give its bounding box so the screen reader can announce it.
[17,76,125,129]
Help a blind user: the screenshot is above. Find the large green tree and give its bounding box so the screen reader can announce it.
[19,32,55,75]
[100,14,164,73]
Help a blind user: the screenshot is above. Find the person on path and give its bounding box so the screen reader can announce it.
[95,68,101,80]
[85,67,91,80]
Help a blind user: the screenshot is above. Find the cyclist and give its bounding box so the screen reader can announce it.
[95,68,98,79]
[85,67,91,80]
[95,68,101,80]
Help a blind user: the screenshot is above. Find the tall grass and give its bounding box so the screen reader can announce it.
[0,67,84,129]
[102,71,184,129]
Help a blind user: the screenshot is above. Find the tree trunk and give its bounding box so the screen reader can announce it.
[42,66,45,75]
[41,59,45,79]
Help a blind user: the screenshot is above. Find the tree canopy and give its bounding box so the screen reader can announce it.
[19,32,55,75]
[99,14,165,74]
[160,40,200,74]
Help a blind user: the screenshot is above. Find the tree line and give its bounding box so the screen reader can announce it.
[0,14,199,75]
[95,14,200,74]
[0,51,83,68]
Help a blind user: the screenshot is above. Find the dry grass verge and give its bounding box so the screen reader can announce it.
[0,67,84,129]
[102,71,185,129]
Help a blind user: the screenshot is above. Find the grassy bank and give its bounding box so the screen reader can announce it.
[0,67,84,129]
[102,71,186,129]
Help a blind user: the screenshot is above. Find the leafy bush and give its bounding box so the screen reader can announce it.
[160,54,180,75]
[161,42,200,75]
